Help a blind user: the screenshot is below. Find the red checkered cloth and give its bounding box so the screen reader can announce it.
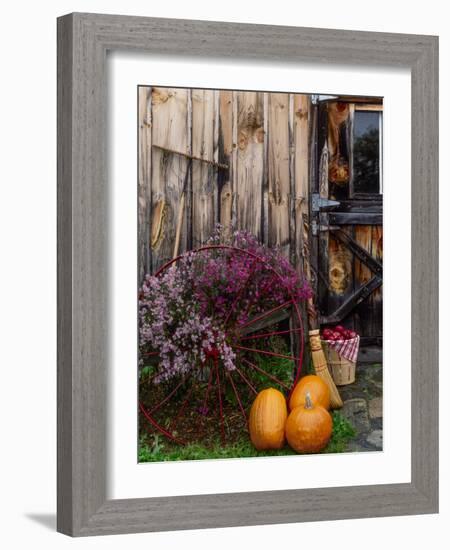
[323,335,360,363]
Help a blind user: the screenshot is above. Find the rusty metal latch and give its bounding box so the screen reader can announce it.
[311,193,340,212]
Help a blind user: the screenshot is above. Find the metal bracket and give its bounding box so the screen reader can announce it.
[310,94,338,105]
[320,224,339,232]
[311,193,340,212]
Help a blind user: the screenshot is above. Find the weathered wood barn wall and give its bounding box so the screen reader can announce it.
[138,86,310,278]
[138,87,383,344]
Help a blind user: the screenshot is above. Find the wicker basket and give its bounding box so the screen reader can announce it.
[321,340,356,386]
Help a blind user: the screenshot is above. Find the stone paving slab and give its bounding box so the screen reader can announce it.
[369,397,383,419]
[335,363,383,452]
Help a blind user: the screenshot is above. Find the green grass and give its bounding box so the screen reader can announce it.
[139,411,356,462]
[325,411,356,453]
[139,336,356,462]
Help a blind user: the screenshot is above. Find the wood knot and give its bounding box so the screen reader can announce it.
[238,130,249,150]
[255,127,265,143]
[295,109,307,120]
[152,89,172,105]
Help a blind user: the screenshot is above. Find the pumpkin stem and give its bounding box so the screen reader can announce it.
[305,391,313,409]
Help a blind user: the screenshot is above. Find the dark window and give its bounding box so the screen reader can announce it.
[353,110,382,195]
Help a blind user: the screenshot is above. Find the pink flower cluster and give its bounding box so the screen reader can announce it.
[139,254,236,382]
[201,227,312,326]
[139,228,311,382]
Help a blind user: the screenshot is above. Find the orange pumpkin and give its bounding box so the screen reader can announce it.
[249,388,288,450]
[285,392,333,453]
[289,374,330,411]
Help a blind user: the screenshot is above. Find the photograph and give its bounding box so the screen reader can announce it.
[0,0,441,543]
[137,86,383,462]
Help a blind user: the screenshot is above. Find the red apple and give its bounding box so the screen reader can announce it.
[322,328,333,339]
[346,330,357,340]
[333,331,343,340]
[335,325,345,334]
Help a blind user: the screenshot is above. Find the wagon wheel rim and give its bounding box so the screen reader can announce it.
[139,245,305,447]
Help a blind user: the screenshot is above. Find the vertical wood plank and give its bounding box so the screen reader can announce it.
[186,89,193,250]
[138,86,152,282]
[293,94,313,339]
[191,88,216,246]
[327,101,350,200]
[267,92,290,256]
[236,91,264,239]
[294,94,310,274]
[288,94,296,267]
[308,100,320,327]
[218,90,233,235]
[371,224,383,337]
[231,91,238,230]
[213,89,220,231]
[347,103,355,198]
[354,225,373,334]
[151,87,189,270]
[262,93,269,244]
[317,102,330,323]
[288,94,299,360]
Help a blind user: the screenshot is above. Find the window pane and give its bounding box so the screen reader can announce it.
[353,111,381,194]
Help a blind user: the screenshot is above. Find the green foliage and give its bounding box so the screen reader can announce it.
[139,411,356,462]
[138,334,358,462]
[139,435,296,462]
[250,335,294,391]
[326,411,356,453]
[139,364,156,380]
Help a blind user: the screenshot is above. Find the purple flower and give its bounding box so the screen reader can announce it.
[139,226,311,382]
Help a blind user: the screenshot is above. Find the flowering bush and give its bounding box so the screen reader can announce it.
[139,227,311,382]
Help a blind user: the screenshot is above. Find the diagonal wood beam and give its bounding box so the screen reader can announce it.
[331,228,382,276]
[320,275,382,325]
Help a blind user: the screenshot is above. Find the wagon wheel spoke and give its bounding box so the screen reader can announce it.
[215,360,225,445]
[141,350,159,357]
[233,344,300,364]
[226,371,247,424]
[139,369,161,386]
[238,300,293,333]
[240,357,291,391]
[194,361,215,436]
[223,258,260,327]
[233,271,275,327]
[201,361,215,412]
[240,326,304,341]
[147,378,185,416]
[139,401,185,445]
[233,363,258,395]
[168,380,197,433]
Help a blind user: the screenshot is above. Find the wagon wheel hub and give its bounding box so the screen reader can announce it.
[203,345,220,362]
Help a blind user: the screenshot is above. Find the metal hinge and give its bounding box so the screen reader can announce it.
[312,220,339,234]
[311,94,339,104]
[320,224,339,232]
[311,193,340,212]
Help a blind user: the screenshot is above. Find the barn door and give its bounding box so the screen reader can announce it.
[310,96,383,347]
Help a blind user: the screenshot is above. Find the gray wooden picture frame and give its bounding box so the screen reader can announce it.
[57,12,439,537]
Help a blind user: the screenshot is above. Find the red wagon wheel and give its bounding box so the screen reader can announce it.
[139,245,304,446]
